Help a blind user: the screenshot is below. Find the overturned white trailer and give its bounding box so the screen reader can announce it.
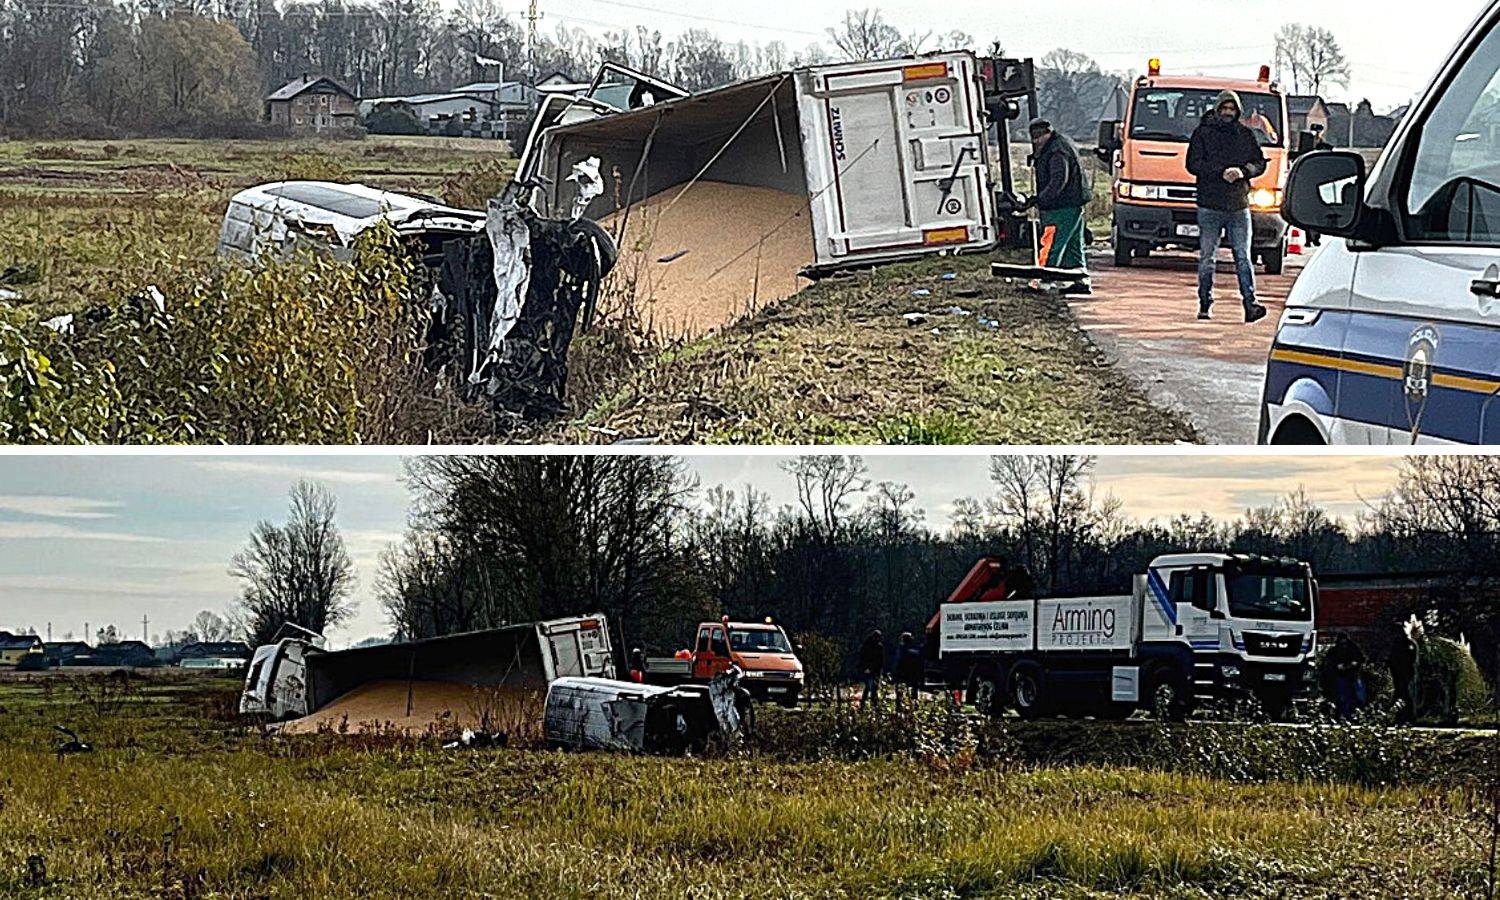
[240,615,615,721]
[521,52,997,277]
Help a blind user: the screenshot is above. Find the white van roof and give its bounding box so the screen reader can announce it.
[227,180,484,243]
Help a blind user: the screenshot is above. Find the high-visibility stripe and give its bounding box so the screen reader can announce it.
[903,62,949,81]
[1269,347,1500,397]
[1037,225,1056,267]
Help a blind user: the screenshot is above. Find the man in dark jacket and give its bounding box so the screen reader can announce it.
[1389,623,1420,724]
[1186,90,1269,323]
[1028,118,1092,295]
[857,629,884,710]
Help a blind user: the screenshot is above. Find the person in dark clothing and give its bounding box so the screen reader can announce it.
[1325,634,1368,720]
[857,629,884,710]
[1186,90,1269,323]
[1389,623,1420,724]
[1028,118,1092,295]
[893,631,923,709]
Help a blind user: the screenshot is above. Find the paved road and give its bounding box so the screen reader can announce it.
[1066,248,1308,444]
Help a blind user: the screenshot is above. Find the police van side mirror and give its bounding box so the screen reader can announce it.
[1284,150,1366,239]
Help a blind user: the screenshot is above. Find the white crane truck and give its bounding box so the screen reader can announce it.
[931,553,1318,720]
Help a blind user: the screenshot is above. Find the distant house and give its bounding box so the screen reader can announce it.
[452,81,538,112]
[1288,95,1330,138]
[0,631,43,666]
[360,93,495,129]
[70,641,158,668]
[176,641,251,666]
[266,75,359,134]
[43,641,91,667]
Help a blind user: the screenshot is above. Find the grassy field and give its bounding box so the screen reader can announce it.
[1,136,1189,444]
[0,671,1491,898]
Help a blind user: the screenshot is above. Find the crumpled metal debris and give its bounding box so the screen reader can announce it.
[543,669,749,754]
[439,181,618,418]
[566,156,604,221]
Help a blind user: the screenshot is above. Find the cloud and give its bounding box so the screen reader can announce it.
[193,459,396,485]
[0,521,169,544]
[0,495,123,520]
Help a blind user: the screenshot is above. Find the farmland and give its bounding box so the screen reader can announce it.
[0,670,1493,898]
[0,136,1191,445]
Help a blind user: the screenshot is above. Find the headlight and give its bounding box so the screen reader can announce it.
[1220,665,1241,679]
[1250,188,1282,210]
[1117,181,1167,201]
[791,670,804,681]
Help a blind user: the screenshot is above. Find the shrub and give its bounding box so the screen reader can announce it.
[364,103,425,136]
[0,226,489,443]
[437,157,516,210]
[751,694,977,764]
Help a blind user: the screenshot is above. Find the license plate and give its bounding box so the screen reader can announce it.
[767,686,789,693]
[1265,673,1287,682]
[1176,224,1200,238]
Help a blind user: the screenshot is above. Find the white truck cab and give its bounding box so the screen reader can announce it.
[936,552,1318,720]
[1261,0,1500,444]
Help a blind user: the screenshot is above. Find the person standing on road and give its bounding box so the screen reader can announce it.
[1389,622,1420,724]
[1186,90,1269,323]
[1028,118,1092,296]
[893,631,923,710]
[857,629,885,711]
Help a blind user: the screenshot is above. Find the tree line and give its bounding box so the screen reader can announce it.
[262,454,1493,682]
[1,0,1139,140]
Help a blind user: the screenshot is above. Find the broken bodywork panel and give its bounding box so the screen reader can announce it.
[544,670,748,754]
[213,174,616,421]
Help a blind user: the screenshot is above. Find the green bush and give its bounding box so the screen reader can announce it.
[1419,636,1493,723]
[0,226,487,443]
[752,694,977,764]
[364,103,425,136]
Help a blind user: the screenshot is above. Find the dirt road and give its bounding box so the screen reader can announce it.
[1067,248,1307,444]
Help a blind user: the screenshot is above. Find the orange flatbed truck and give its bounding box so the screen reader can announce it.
[635,617,805,707]
[1097,59,1314,274]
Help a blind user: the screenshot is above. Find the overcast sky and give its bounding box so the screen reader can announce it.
[543,0,1484,109]
[0,452,1408,646]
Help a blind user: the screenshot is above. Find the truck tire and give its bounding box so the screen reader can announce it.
[1009,664,1048,720]
[1262,244,1285,275]
[1147,667,1190,722]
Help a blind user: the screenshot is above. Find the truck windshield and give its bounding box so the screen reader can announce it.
[730,629,792,653]
[1130,88,1284,147]
[1226,571,1312,621]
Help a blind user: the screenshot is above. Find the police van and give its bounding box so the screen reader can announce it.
[1259,0,1500,444]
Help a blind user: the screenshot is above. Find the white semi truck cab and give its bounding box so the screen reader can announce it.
[934,553,1318,720]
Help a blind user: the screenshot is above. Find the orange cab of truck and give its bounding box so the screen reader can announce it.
[1097,59,1313,274]
[692,617,805,706]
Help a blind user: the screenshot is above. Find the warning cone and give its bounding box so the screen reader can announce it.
[1288,226,1305,256]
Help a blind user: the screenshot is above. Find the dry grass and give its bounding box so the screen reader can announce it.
[0,673,1486,898]
[548,253,1196,445]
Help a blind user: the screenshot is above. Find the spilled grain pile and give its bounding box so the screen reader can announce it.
[602,181,814,337]
[279,680,537,736]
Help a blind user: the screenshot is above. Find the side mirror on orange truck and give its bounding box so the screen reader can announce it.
[1095,119,1122,163]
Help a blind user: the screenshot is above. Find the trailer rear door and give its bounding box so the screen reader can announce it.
[797,52,994,272]
[541,614,617,680]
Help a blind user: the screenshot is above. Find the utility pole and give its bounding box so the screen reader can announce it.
[84,622,89,646]
[525,0,541,85]
[46,622,51,642]
[142,614,149,644]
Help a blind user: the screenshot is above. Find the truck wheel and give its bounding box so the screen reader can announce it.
[1262,244,1285,275]
[1147,669,1190,722]
[1009,664,1048,720]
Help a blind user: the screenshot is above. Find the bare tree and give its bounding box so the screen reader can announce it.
[231,481,356,646]
[826,8,927,62]
[988,455,1095,591]
[782,455,869,541]
[190,610,234,643]
[1274,23,1352,95]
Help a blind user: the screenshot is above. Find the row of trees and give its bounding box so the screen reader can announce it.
[322,455,1497,680]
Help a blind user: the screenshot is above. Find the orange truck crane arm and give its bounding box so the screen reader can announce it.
[924,557,1023,635]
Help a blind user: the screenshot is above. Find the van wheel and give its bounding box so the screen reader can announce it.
[1112,233,1134,267]
[1270,416,1325,445]
[1262,245,1285,275]
[1009,664,1048,720]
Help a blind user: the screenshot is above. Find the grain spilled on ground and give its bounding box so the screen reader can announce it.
[602,181,815,337]
[279,679,490,735]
